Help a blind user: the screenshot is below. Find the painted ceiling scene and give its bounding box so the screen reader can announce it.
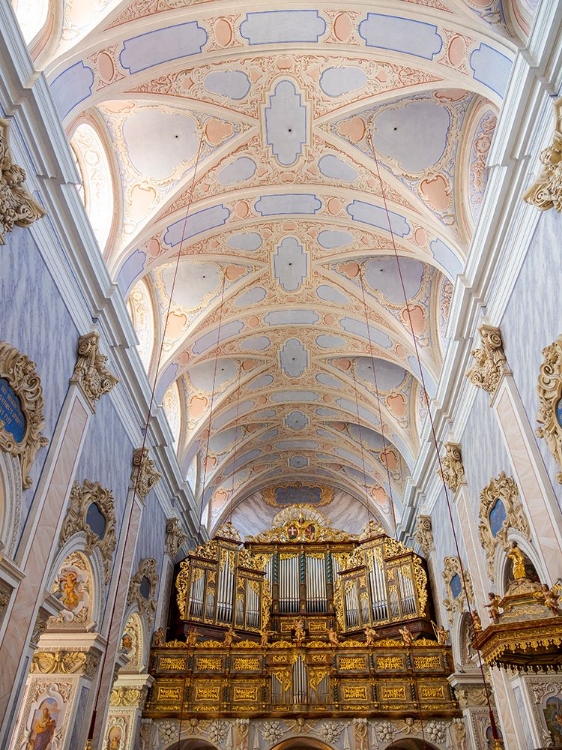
[13,0,535,537]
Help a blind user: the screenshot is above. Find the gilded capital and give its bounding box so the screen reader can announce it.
[439,443,465,493]
[413,515,434,556]
[466,325,508,396]
[523,99,562,212]
[132,447,161,500]
[165,517,187,559]
[0,118,46,245]
[71,331,118,409]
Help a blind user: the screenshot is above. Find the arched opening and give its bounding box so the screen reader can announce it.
[386,742,441,749]
[166,740,219,750]
[272,738,336,750]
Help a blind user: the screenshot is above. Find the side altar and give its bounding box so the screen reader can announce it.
[144,507,458,724]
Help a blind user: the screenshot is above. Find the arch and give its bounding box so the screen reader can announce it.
[70,120,115,253]
[46,543,104,631]
[127,276,156,375]
[164,740,219,750]
[271,738,336,750]
[383,741,442,750]
[11,0,49,46]
[0,451,22,558]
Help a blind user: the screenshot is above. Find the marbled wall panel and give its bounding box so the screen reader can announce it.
[461,387,511,517]
[133,492,167,591]
[430,487,467,582]
[0,227,78,521]
[73,394,133,520]
[500,208,562,509]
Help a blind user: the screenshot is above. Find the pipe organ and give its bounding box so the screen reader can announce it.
[146,506,458,722]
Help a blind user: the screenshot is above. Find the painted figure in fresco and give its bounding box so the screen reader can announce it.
[224,627,240,647]
[293,618,306,646]
[327,627,339,647]
[364,625,378,646]
[58,568,80,611]
[484,592,502,623]
[108,726,123,750]
[399,626,414,646]
[29,706,56,750]
[121,632,133,651]
[431,621,449,645]
[545,696,562,743]
[304,523,316,541]
[507,541,527,580]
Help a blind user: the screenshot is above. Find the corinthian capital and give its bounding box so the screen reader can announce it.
[466,325,508,397]
[71,331,118,410]
[0,118,45,244]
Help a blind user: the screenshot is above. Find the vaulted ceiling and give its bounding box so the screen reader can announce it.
[14,0,536,536]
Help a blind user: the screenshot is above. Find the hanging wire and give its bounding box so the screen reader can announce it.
[86,129,206,749]
[195,271,227,535]
[228,361,244,525]
[355,264,400,532]
[366,127,502,744]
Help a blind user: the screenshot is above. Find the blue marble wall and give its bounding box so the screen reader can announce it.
[430,486,467,588]
[133,492,167,598]
[0,226,78,525]
[73,393,134,520]
[500,208,562,509]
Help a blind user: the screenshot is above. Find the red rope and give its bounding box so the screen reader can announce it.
[367,128,500,741]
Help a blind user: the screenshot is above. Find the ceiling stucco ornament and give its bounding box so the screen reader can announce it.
[0,118,45,245]
[0,340,49,489]
[127,557,159,628]
[413,515,434,557]
[438,442,465,494]
[165,517,188,559]
[442,556,474,625]
[536,334,562,482]
[59,480,117,583]
[70,331,118,410]
[478,472,530,581]
[466,325,508,397]
[132,447,161,500]
[523,99,562,212]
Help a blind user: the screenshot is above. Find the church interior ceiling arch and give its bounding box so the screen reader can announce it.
[12,0,537,538]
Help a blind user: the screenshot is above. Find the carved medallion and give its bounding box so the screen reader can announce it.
[466,325,508,397]
[70,331,118,410]
[536,335,562,482]
[524,99,562,212]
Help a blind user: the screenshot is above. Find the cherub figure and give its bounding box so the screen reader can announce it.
[260,628,274,648]
[224,627,240,647]
[293,618,306,646]
[470,610,482,634]
[152,627,166,647]
[186,628,201,648]
[484,592,502,623]
[364,625,378,646]
[399,626,414,646]
[540,583,560,615]
[431,621,449,645]
[327,628,339,647]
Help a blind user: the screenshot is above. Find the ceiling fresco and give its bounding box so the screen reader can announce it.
[14,0,537,536]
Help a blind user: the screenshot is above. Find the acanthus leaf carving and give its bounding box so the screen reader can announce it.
[128,557,158,627]
[413,515,434,556]
[439,443,465,493]
[478,472,530,581]
[59,480,117,583]
[0,341,49,489]
[70,331,118,409]
[523,99,562,212]
[442,556,474,625]
[132,448,161,500]
[536,335,562,482]
[466,325,508,397]
[0,118,46,245]
[165,517,188,559]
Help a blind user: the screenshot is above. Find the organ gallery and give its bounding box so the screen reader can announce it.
[145,507,457,724]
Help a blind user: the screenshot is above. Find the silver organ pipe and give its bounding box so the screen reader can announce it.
[345,581,360,628]
[369,555,388,622]
[293,655,308,704]
[189,571,205,619]
[279,555,299,613]
[316,675,329,705]
[217,553,233,624]
[245,580,260,629]
[305,554,327,612]
[398,564,416,615]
